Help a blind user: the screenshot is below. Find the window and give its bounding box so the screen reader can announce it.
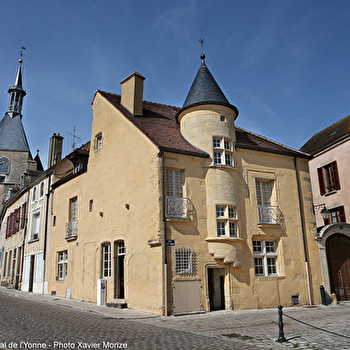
[175,248,195,275]
[66,197,78,238]
[256,179,280,224]
[324,205,346,225]
[58,251,68,280]
[317,161,340,195]
[216,205,237,237]
[165,169,188,218]
[166,169,184,198]
[31,211,40,240]
[102,244,111,278]
[253,240,278,276]
[32,187,37,202]
[118,241,125,256]
[256,180,272,206]
[89,199,93,212]
[0,176,5,183]
[0,157,10,174]
[213,137,233,166]
[40,182,44,198]
[94,132,102,151]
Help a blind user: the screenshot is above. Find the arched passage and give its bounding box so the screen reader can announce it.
[326,234,350,301]
[317,223,350,300]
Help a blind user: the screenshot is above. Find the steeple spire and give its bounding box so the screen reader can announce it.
[7,56,26,118]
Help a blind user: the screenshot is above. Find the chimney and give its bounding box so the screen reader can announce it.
[48,133,64,168]
[26,159,37,172]
[120,72,145,116]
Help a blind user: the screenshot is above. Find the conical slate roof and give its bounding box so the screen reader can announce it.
[179,55,238,117]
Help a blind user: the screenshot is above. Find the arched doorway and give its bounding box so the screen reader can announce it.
[326,234,350,301]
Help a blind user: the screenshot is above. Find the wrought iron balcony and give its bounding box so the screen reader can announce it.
[65,220,78,239]
[257,205,281,225]
[165,196,190,219]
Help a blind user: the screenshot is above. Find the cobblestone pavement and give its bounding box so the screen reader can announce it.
[0,287,350,350]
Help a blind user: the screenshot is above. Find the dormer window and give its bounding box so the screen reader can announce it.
[213,137,233,166]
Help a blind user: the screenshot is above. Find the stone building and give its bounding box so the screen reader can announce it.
[301,116,350,301]
[0,58,44,286]
[46,54,322,315]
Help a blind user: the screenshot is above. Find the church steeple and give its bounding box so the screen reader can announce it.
[7,58,26,118]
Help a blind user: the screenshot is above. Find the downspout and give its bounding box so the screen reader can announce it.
[294,157,312,305]
[161,150,168,316]
[20,187,30,289]
[42,173,51,295]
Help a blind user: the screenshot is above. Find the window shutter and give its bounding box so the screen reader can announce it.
[21,202,26,229]
[317,167,325,195]
[339,206,346,222]
[6,216,10,238]
[331,161,340,190]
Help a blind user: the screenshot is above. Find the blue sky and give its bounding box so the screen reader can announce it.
[1,0,350,167]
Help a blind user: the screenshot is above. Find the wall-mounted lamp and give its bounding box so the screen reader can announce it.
[313,204,330,221]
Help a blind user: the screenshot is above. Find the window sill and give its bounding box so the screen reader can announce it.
[204,164,239,172]
[166,216,190,222]
[255,275,285,281]
[65,235,77,241]
[28,237,39,244]
[206,237,244,243]
[257,223,281,228]
[324,190,337,197]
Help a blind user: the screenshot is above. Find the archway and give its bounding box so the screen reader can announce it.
[326,234,350,301]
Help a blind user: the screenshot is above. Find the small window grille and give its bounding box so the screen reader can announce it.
[175,248,195,275]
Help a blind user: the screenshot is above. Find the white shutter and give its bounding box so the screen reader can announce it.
[23,255,29,283]
[36,252,43,282]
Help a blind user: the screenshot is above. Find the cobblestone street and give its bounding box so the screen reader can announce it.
[0,288,349,350]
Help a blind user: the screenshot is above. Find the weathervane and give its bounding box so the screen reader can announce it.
[199,30,205,56]
[19,46,26,62]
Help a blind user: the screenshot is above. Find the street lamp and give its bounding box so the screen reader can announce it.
[313,204,330,221]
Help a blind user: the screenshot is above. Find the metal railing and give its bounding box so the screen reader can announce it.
[257,205,281,225]
[65,220,78,238]
[165,196,190,219]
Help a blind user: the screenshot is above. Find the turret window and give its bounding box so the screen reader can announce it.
[216,205,237,237]
[213,137,233,166]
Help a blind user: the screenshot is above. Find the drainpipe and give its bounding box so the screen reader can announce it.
[161,150,168,316]
[42,172,51,295]
[294,157,312,305]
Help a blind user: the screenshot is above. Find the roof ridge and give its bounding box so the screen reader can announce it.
[97,90,180,110]
[236,125,310,156]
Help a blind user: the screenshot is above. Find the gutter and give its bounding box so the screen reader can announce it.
[294,157,312,305]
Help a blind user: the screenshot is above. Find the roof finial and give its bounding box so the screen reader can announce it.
[199,30,205,61]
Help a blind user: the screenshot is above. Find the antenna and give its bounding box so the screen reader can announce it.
[66,126,81,150]
[199,30,205,56]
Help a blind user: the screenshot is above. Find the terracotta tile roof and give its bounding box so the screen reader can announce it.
[300,115,350,155]
[98,91,208,157]
[235,126,310,158]
[98,91,309,159]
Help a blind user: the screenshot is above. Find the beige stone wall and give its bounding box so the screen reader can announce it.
[48,92,165,315]
[164,148,322,312]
